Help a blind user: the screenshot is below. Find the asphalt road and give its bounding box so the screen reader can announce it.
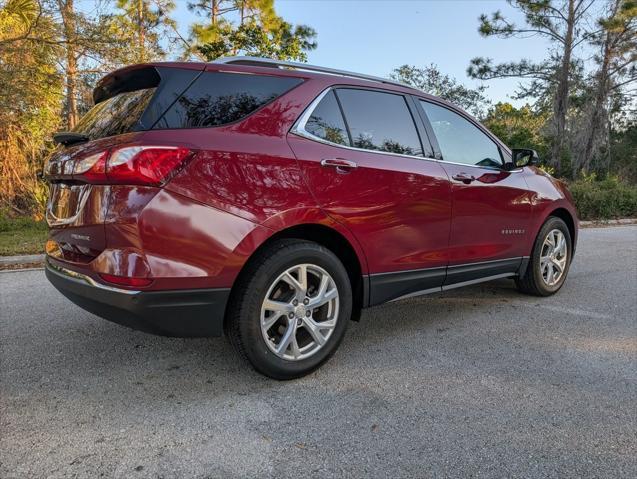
[1,226,636,478]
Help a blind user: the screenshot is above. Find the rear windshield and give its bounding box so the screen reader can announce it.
[74,69,302,140]
[153,72,303,129]
[73,88,156,140]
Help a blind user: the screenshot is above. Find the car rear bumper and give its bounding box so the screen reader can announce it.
[45,260,230,337]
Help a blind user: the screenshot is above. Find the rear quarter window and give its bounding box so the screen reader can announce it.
[153,72,303,129]
[304,90,351,146]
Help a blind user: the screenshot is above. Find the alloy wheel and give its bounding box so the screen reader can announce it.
[260,263,339,361]
[540,229,568,287]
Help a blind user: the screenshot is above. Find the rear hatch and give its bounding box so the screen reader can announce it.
[45,65,203,263]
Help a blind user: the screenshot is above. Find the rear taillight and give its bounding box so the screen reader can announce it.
[73,146,193,186]
[73,151,107,182]
[108,146,192,185]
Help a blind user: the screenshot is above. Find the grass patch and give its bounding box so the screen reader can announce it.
[0,215,48,256]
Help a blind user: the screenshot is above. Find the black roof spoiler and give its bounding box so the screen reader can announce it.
[93,65,161,104]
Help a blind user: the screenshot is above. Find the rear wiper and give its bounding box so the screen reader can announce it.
[53,132,89,146]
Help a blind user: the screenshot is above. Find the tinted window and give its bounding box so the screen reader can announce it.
[304,91,350,146]
[336,89,423,156]
[141,67,201,129]
[421,101,502,168]
[73,88,156,140]
[155,72,302,129]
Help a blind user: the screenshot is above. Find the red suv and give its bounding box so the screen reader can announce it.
[45,57,578,379]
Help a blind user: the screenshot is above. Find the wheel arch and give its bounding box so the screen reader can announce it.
[546,207,577,253]
[225,223,366,331]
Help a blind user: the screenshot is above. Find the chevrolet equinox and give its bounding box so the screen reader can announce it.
[44,57,578,379]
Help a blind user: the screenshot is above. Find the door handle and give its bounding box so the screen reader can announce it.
[452,172,476,184]
[321,158,357,173]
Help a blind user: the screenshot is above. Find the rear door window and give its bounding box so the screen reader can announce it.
[73,88,156,140]
[304,90,351,146]
[335,88,423,156]
[154,72,303,129]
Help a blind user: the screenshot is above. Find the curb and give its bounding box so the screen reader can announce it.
[580,218,636,228]
[0,253,45,266]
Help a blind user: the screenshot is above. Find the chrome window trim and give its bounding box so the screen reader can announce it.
[291,87,435,162]
[291,129,437,163]
[291,87,523,173]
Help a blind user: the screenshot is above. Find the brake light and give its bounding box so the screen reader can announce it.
[99,273,153,287]
[73,146,193,186]
[108,146,192,185]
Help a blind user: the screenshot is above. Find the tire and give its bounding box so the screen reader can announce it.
[226,239,352,379]
[516,216,572,296]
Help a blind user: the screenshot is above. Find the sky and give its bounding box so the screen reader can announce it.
[170,0,557,106]
[75,0,600,106]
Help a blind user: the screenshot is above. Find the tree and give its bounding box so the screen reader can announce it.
[189,0,317,61]
[112,0,176,63]
[0,0,63,215]
[57,0,81,128]
[574,0,636,175]
[2,0,136,130]
[468,0,596,172]
[391,64,490,117]
[0,0,151,215]
[609,119,637,182]
[54,0,145,128]
[482,102,549,157]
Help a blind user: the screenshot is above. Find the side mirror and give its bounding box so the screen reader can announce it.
[511,148,540,168]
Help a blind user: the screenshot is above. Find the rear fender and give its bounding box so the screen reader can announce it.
[258,206,370,276]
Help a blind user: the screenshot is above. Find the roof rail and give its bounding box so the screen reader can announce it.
[214,56,416,91]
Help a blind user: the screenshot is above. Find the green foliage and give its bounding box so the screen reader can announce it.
[197,21,316,61]
[190,0,316,61]
[470,0,636,177]
[468,0,585,95]
[477,1,571,39]
[0,0,63,217]
[482,102,549,155]
[570,176,637,220]
[111,0,176,63]
[391,64,490,117]
[609,120,637,182]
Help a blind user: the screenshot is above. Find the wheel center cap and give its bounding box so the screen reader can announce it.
[294,305,306,317]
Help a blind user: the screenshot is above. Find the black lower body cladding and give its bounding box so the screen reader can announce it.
[45,262,229,337]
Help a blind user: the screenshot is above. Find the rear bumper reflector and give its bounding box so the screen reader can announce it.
[99,273,153,288]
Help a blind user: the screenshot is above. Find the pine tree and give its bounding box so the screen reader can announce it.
[468,0,596,172]
[113,0,176,63]
[188,0,316,61]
